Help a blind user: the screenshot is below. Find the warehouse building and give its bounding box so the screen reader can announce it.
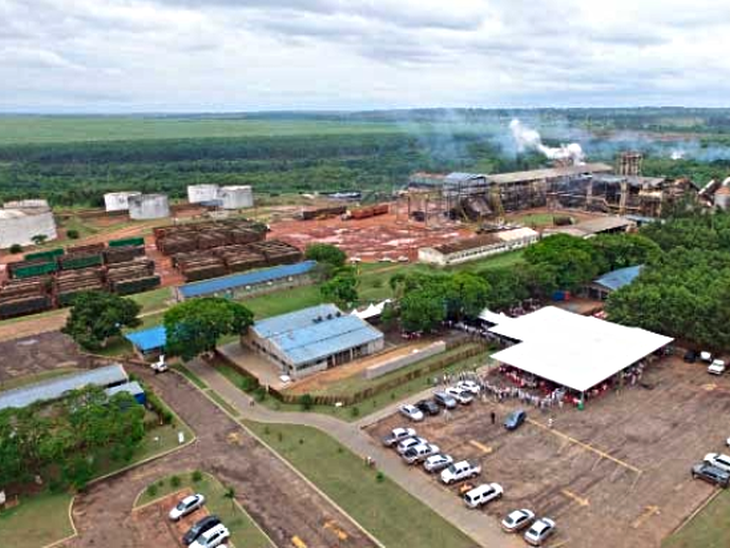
[244,303,385,378]
[0,203,58,249]
[544,216,635,238]
[174,260,318,301]
[418,227,539,266]
[0,364,136,411]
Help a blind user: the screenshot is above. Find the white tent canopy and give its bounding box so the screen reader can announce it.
[489,307,673,393]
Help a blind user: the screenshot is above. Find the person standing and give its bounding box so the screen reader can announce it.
[490,411,496,425]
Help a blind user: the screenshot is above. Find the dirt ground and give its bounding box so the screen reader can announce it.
[0,331,92,383]
[366,357,729,548]
[132,489,206,548]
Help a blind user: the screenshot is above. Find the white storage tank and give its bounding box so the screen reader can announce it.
[220,186,254,210]
[104,191,142,212]
[0,208,58,248]
[128,194,170,220]
[187,184,220,204]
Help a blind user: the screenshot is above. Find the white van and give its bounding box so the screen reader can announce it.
[463,483,503,508]
[190,524,230,548]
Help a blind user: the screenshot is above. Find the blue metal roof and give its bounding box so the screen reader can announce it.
[125,325,167,352]
[593,265,644,292]
[253,304,384,366]
[0,364,128,411]
[105,381,145,398]
[178,261,317,299]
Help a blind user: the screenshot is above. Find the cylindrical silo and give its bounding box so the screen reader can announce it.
[104,191,142,212]
[0,208,58,248]
[128,194,170,220]
[219,186,254,210]
[187,184,220,204]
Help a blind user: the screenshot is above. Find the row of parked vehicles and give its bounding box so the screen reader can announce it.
[692,452,730,488]
[398,380,483,422]
[168,493,230,548]
[382,426,556,545]
[684,350,726,375]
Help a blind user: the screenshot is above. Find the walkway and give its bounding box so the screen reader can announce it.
[187,360,518,548]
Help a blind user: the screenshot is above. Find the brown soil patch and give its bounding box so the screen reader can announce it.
[133,488,207,548]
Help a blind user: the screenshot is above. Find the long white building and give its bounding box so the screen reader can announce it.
[418,227,539,267]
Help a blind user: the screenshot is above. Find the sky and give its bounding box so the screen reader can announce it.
[2,0,730,112]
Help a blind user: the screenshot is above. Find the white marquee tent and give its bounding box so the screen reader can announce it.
[489,307,673,394]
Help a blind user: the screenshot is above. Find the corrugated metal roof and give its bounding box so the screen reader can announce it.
[487,163,613,184]
[178,261,317,299]
[253,304,384,366]
[0,364,128,411]
[593,265,643,292]
[125,326,167,352]
[105,380,145,398]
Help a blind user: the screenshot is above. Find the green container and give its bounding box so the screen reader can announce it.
[24,248,64,262]
[61,254,103,270]
[13,262,58,279]
[109,237,145,248]
[114,276,161,295]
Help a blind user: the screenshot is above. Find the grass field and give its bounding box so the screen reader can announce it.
[245,421,474,548]
[663,491,730,548]
[0,491,74,548]
[0,116,401,145]
[135,471,273,548]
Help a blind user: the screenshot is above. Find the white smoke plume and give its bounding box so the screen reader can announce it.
[670,149,685,160]
[509,119,585,165]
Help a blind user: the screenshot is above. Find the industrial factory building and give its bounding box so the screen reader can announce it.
[128,194,170,220]
[244,303,385,378]
[418,227,539,266]
[0,201,57,249]
[104,191,142,212]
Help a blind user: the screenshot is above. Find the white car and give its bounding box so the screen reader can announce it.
[440,460,481,485]
[445,386,474,405]
[464,483,503,508]
[457,380,481,394]
[423,454,454,473]
[382,427,416,447]
[169,493,206,521]
[402,443,440,464]
[397,436,427,455]
[701,351,713,363]
[399,404,424,422]
[705,452,730,473]
[501,508,536,532]
[524,517,556,546]
[190,524,230,548]
[708,359,726,375]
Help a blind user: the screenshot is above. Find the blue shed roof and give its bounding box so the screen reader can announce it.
[253,304,384,366]
[178,261,316,299]
[0,364,128,411]
[125,325,167,352]
[593,265,644,292]
[105,381,145,399]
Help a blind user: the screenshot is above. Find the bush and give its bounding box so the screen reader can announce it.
[9,244,22,254]
[299,394,314,411]
[191,470,203,483]
[170,475,181,488]
[376,471,385,483]
[350,406,360,418]
[146,391,174,425]
[147,484,158,498]
[66,229,80,239]
[253,387,267,402]
[240,375,259,392]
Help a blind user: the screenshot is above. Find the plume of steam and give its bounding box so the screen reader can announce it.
[509,119,585,165]
[670,149,685,160]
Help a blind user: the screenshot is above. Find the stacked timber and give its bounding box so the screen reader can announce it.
[54,268,105,306]
[106,258,159,295]
[8,259,58,279]
[103,245,146,265]
[0,277,52,319]
[249,240,302,265]
[175,253,226,282]
[212,246,268,272]
[349,203,389,220]
[301,205,347,220]
[153,219,266,256]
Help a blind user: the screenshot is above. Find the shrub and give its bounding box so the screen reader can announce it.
[191,470,203,483]
[240,375,259,392]
[253,387,267,402]
[376,471,385,483]
[350,406,360,418]
[9,244,22,254]
[147,484,158,498]
[299,394,314,411]
[66,229,80,239]
[170,475,181,488]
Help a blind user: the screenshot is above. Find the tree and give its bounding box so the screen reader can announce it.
[224,486,236,511]
[66,229,80,239]
[590,233,662,270]
[400,287,446,333]
[62,291,141,350]
[447,272,490,320]
[9,243,22,254]
[164,298,254,361]
[524,234,606,291]
[31,234,48,246]
[305,243,347,268]
[320,270,358,307]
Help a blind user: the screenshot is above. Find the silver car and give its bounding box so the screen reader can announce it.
[423,453,454,473]
[396,436,427,455]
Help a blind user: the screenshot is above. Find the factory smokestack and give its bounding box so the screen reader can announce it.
[509,119,585,165]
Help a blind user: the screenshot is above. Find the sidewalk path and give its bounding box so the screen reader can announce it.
[187,359,518,548]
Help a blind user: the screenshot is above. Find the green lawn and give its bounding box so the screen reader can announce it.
[0,367,79,392]
[663,491,730,548]
[131,287,174,314]
[512,213,557,227]
[0,491,74,548]
[245,422,474,548]
[136,472,273,548]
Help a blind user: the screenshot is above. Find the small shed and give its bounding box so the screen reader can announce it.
[125,325,167,360]
[105,381,146,405]
[587,265,644,300]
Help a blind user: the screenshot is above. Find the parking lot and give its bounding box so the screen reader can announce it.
[132,490,204,548]
[366,357,730,547]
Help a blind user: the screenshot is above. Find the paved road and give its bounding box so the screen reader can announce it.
[64,368,377,548]
[188,360,518,548]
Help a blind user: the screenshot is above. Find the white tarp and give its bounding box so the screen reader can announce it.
[489,307,673,392]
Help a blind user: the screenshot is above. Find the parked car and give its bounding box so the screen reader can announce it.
[415,399,440,416]
[399,403,424,422]
[501,508,535,532]
[704,452,730,473]
[700,351,713,363]
[464,483,503,508]
[397,436,428,455]
[524,517,556,546]
[183,516,221,546]
[440,460,481,484]
[692,462,730,488]
[190,524,230,548]
[403,443,440,464]
[708,359,726,375]
[423,453,454,473]
[169,493,206,521]
[433,391,458,409]
[504,409,527,431]
[382,427,416,447]
[457,380,481,394]
[445,386,474,405]
[683,350,697,363]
